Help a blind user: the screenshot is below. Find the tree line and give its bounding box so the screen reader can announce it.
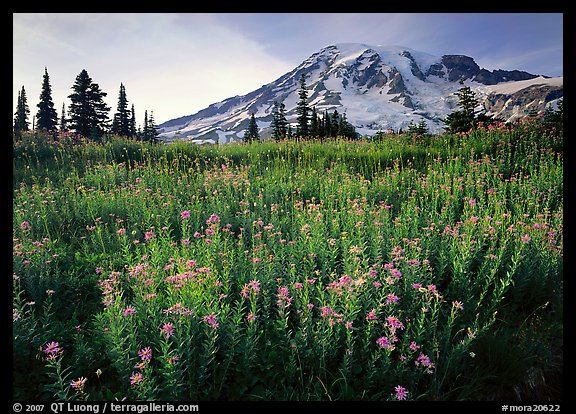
[13,68,159,142]
[243,73,359,143]
[15,69,562,144]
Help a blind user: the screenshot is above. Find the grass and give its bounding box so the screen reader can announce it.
[13,120,562,401]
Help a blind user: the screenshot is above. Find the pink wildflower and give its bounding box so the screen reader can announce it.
[394,385,409,400]
[71,377,87,391]
[365,308,378,321]
[130,372,143,385]
[138,347,152,361]
[160,322,174,338]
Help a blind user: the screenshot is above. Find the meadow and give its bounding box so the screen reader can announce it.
[12,120,563,401]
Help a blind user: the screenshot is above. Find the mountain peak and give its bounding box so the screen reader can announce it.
[158,43,562,144]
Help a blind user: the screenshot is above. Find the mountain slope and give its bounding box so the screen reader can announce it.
[158,43,562,143]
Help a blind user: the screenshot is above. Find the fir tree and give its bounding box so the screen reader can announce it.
[142,110,159,143]
[541,99,563,133]
[296,73,309,137]
[111,83,131,137]
[129,104,137,138]
[330,110,340,136]
[323,110,331,138]
[13,86,30,136]
[407,119,429,136]
[309,107,319,138]
[338,112,358,139]
[60,103,67,132]
[443,80,481,134]
[271,100,288,141]
[68,69,110,139]
[36,67,59,133]
[244,113,259,143]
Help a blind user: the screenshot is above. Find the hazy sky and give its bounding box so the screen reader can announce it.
[13,13,563,125]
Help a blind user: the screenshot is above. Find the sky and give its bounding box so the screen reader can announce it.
[13,13,563,126]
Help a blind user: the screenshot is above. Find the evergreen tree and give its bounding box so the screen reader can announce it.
[407,119,429,136]
[443,80,481,134]
[13,86,30,136]
[142,110,159,142]
[271,100,288,141]
[323,110,331,138]
[338,112,358,139]
[36,67,59,133]
[68,69,110,139]
[309,107,319,138]
[296,73,309,137]
[111,83,131,136]
[541,99,563,133]
[330,110,340,137]
[60,103,67,132]
[244,113,259,143]
[129,104,137,138]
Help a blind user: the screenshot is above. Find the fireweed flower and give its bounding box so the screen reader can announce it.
[241,279,261,298]
[206,214,221,224]
[385,315,405,332]
[321,307,334,318]
[365,308,378,321]
[385,293,400,305]
[202,313,219,329]
[181,210,191,220]
[144,231,154,241]
[71,377,87,392]
[276,286,293,308]
[415,353,436,373]
[123,306,136,317]
[376,336,395,351]
[160,322,174,338]
[394,385,409,400]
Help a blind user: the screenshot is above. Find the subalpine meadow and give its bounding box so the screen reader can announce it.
[13,118,562,401]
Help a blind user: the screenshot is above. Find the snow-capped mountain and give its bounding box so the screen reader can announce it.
[158,43,563,143]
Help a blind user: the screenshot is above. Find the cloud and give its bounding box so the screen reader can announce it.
[13,13,294,124]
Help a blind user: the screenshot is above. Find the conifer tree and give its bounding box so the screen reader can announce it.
[296,73,309,137]
[13,86,30,136]
[443,80,482,134]
[323,110,331,138]
[36,67,59,133]
[142,110,159,142]
[407,119,429,136]
[129,104,137,138]
[310,107,319,138]
[271,101,288,141]
[244,113,259,143]
[330,110,340,136]
[111,83,131,136]
[68,69,110,139]
[60,103,67,132]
